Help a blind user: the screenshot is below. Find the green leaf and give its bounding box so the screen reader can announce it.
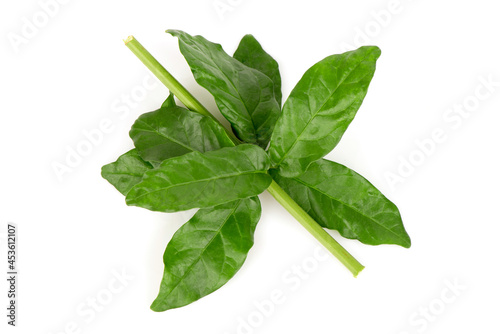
[129,106,234,164]
[101,149,154,195]
[268,46,381,178]
[233,34,282,106]
[161,92,176,108]
[167,30,281,148]
[126,144,272,212]
[151,196,261,311]
[270,159,411,247]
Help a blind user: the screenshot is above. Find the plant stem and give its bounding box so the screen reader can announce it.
[124,35,364,277]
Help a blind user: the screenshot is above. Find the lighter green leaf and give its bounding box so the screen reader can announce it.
[167,30,281,148]
[126,144,272,212]
[151,196,261,311]
[101,149,154,195]
[233,34,282,106]
[268,46,381,178]
[129,106,234,164]
[271,159,411,247]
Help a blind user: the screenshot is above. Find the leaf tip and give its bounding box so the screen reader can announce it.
[401,236,411,248]
[397,223,412,248]
[366,45,382,59]
[151,295,178,312]
[150,299,165,312]
[241,34,257,43]
[166,29,181,37]
[100,164,107,178]
[392,230,411,248]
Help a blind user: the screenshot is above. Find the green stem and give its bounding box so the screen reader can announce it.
[124,35,364,277]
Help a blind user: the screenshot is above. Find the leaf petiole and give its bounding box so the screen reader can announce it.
[124,35,364,277]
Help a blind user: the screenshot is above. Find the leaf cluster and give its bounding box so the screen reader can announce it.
[102,31,410,311]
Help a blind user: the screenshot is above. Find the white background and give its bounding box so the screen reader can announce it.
[1,0,499,333]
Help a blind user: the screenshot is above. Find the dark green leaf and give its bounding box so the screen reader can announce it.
[161,92,176,108]
[268,46,381,178]
[270,159,410,247]
[126,144,272,212]
[101,149,154,195]
[129,106,234,164]
[151,196,261,311]
[167,30,281,148]
[233,34,282,106]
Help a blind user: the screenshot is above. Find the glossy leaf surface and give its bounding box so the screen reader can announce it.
[126,144,272,212]
[268,46,381,177]
[233,34,282,106]
[151,196,261,311]
[271,159,411,247]
[101,149,153,195]
[129,106,234,164]
[167,30,281,148]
